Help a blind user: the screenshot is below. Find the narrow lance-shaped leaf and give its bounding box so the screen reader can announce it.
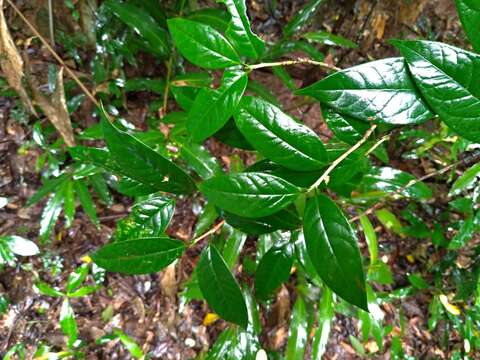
[188,69,248,142]
[167,18,240,69]
[285,296,308,360]
[234,96,327,171]
[312,287,334,359]
[197,245,248,328]
[283,0,325,38]
[199,172,301,218]
[92,237,185,275]
[101,116,196,194]
[60,298,78,348]
[221,0,265,59]
[456,0,480,52]
[39,180,67,241]
[450,163,480,196]
[296,57,433,125]
[392,40,480,142]
[303,194,367,310]
[74,180,99,228]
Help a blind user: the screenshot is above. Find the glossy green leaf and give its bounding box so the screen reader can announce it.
[131,196,175,235]
[39,182,66,241]
[448,217,474,249]
[283,0,325,38]
[312,287,334,359]
[224,207,301,234]
[188,69,247,141]
[60,298,78,347]
[235,97,327,170]
[199,172,301,218]
[214,118,254,150]
[322,108,370,145]
[167,18,240,69]
[254,244,293,299]
[63,181,75,228]
[171,86,199,111]
[456,0,480,52]
[105,0,169,58]
[247,80,281,107]
[34,282,64,297]
[92,237,185,274]
[102,117,196,194]
[187,8,231,33]
[285,296,308,360]
[362,166,432,199]
[74,181,98,227]
[303,194,367,310]
[393,40,480,141]
[296,57,433,125]
[116,177,158,197]
[222,227,247,269]
[359,215,378,263]
[197,245,248,327]
[375,208,404,236]
[180,142,223,179]
[302,31,357,48]
[193,202,219,237]
[450,163,480,195]
[221,0,265,59]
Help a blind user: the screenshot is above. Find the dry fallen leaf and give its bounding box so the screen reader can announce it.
[0,0,36,115]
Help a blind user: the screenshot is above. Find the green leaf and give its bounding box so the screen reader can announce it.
[105,0,169,58]
[392,40,480,142]
[296,57,432,125]
[171,86,199,111]
[34,282,64,297]
[68,285,98,298]
[193,202,219,237]
[113,329,144,359]
[66,264,89,294]
[39,182,66,241]
[448,217,474,249]
[199,172,301,218]
[312,287,334,359]
[102,116,196,194]
[456,0,480,52]
[285,296,308,360]
[63,180,75,228]
[179,142,223,179]
[74,181,99,227]
[188,69,248,141]
[450,163,480,196]
[224,208,301,235]
[92,237,185,274]
[187,8,231,33]
[222,228,247,269]
[60,298,78,348]
[375,208,404,236]
[359,215,377,263]
[254,244,293,299]
[235,96,327,171]
[221,0,265,59]
[283,0,325,38]
[302,31,357,48]
[27,174,67,206]
[303,194,367,310]
[361,166,432,200]
[167,18,240,69]
[197,245,248,327]
[322,107,370,145]
[215,118,254,150]
[131,196,175,235]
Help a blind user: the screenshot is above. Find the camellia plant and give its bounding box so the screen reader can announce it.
[5,0,480,357]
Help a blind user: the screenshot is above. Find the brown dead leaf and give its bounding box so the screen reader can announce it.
[160,264,177,299]
[0,0,36,115]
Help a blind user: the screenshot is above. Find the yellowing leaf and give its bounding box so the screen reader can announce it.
[439,294,461,316]
[203,312,220,326]
[81,255,92,264]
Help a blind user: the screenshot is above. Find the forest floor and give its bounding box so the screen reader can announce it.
[0,0,471,358]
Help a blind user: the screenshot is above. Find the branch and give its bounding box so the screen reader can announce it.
[247,58,340,72]
[349,149,480,223]
[189,220,225,247]
[308,124,377,194]
[5,0,99,107]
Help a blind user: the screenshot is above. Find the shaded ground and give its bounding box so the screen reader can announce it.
[0,0,471,358]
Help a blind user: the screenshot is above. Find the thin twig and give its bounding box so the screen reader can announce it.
[349,149,480,223]
[190,220,225,247]
[247,58,340,72]
[308,124,377,194]
[160,57,173,118]
[5,0,99,107]
[47,0,54,45]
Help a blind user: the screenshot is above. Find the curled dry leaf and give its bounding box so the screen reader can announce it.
[29,67,75,147]
[0,0,36,115]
